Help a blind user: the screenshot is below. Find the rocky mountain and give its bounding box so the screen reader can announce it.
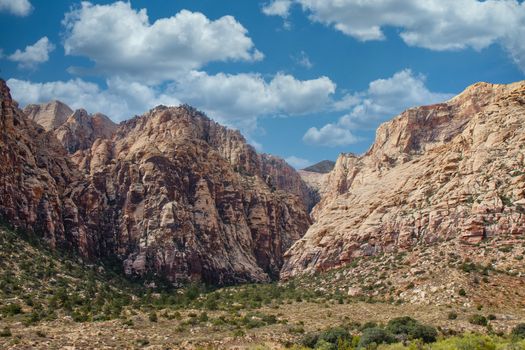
[0,80,311,285]
[302,160,335,173]
[282,81,525,278]
[23,100,73,131]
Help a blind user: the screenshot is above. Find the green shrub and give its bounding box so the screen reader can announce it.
[468,314,487,326]
[458,288,467,297]
[1,303,22,316]
[447,312,458,320]
[359,327,395,348]
[301,332,319,348]
[148,311,158,323]
[511,323,525,339]
[317,326,351,345]
[386,316,437,343]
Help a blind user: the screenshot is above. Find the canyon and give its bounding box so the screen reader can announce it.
[1,78,525,285]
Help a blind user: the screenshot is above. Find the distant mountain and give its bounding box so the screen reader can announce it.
[302,160,335,173]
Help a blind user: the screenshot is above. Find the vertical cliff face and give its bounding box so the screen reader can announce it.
[23,100,73,131]
[281,81,525,278]
[0,80,311,285]
[0,81,90,251]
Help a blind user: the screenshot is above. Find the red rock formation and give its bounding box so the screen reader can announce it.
[282,81,525,278]
[0,80,311,285]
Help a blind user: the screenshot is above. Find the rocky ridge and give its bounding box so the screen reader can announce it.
[0,80,311,285]
[282,81,525,278]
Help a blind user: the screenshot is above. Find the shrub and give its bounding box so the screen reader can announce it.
[0,327,11,337]
[458,288,467,297]
[148,311,158,323]
[359,327,395,348]
[301,332,319,348]
[448,312,458,320]
[487,314,496,321]
[1,303,22,316]
[469,314,487,326]
[317,326,351,345]
[511,323,525,339]
[386,316,437,343]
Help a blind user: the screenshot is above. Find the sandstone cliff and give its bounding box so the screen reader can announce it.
[23,100,73,131]
[282,81,525,278]
[0,80,311,285]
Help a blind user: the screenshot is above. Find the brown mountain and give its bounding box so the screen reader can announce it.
[282,81,525,278]
[0,80,311,285]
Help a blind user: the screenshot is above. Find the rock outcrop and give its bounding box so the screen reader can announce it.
[282,81,525,278]
[0,80,311,285]
[23,100,73,131]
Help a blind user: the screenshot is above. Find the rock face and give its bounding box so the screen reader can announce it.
[54,109,116,153]
[282,81,525,278]
[23,100,73,131]
[0,80,311,285]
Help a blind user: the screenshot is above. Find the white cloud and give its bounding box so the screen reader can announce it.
[0,0,32,16]
[276,0,525,72]
[170,71,336,125]
[303,124,360,147]
[285,156,311,169]
[63,1,263,82]
[262,0,293,17]
[7,70,336,129]
[7,77,180,121]
[8,37,54,69]
[304,69,453,147]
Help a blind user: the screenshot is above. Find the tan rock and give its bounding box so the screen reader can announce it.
[282,80,525,278]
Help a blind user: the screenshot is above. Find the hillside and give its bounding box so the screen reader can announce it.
[1,223,524,349]
[283,81,525,278]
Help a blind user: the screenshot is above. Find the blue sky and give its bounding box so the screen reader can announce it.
[1,0,524,168]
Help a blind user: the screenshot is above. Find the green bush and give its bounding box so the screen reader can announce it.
[468,314,487,326]
[386,316,437,343]
[301,332,319,348]
[512,323,525,339]
[148,311,158,323]
[1,303,22,316]
[447,312,458,320]
[317,326,351,345]
[359,327,395,348]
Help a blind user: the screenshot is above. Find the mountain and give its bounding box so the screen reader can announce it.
[0,80,311,285]
[23,100,73,131]
[302,160,335,173]
[282,81,525,278]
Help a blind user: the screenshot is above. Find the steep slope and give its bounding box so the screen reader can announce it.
[0,80,311,285]
[23,100,73,131]
[282,81,525,278]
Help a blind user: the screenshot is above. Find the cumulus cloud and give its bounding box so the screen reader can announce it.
[0,0,32,16]
[304,69,453,147]
[265,0,525,72]
[303,124,360,147]
[262,0,293,17]
[285,156,311,169]
[7,77,180,121]
[7,70,336,128]
[170,71,336,126]
[8,37,54,69]
[62,1,263,82]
